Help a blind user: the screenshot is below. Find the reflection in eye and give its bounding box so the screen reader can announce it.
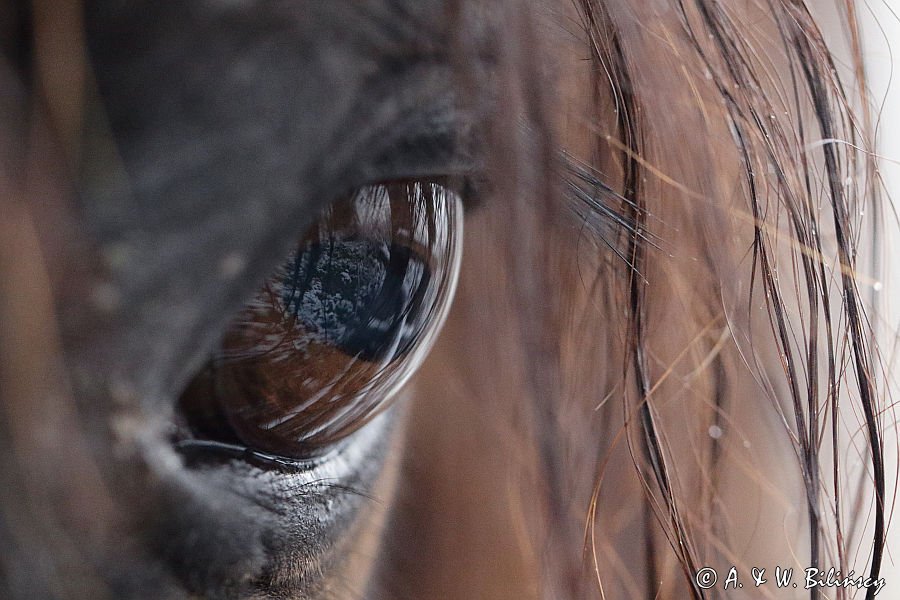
[178,182,463,460]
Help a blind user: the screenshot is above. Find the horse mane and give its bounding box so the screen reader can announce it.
[388,0,888,597]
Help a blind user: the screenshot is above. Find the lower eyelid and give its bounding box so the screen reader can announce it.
[173,409,381,477]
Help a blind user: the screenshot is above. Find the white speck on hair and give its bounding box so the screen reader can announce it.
[219,252,247,279]
[874,281,884,292]
[708,425,724,440]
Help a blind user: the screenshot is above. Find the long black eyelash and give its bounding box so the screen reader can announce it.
[561,153,661,269]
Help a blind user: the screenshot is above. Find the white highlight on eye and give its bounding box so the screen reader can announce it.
[287,187,465,443]
[368,190,465,412]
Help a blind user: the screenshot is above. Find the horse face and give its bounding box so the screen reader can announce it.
[1,1,890,599]
[2,1,492,597]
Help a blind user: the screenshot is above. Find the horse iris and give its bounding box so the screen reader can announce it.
[178,182,462,460]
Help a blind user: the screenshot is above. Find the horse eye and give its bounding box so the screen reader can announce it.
[177,181,462,461]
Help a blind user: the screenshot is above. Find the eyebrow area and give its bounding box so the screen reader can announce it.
[72,0,484,401]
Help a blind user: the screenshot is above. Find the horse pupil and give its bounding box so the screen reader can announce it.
[284,240,431,362]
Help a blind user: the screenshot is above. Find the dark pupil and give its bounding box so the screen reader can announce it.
[282,238,431,362]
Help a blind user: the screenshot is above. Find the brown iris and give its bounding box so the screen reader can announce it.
[178,182,462,460]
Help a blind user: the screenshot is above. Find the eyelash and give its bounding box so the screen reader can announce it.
[174,180,464,466]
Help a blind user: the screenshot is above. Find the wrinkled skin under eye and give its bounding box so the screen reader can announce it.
[178,182,462,460]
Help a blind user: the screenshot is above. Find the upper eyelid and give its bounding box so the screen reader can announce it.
[72,5,486,422]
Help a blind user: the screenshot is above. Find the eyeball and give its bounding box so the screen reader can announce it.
[178,181,462,460]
